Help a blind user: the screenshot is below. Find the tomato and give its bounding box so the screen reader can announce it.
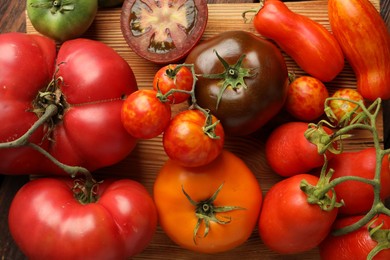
[120,0,208,64]
[0,33,138,175]
[259,174,339,254]
[99,0,124,8]
[153,64,193,104]
[121,89,171,139]
[328,88,364,125]
[185,30,289,136]
[265,122,334,177]
[250,0,344,82]
[328,0,390,100]
[163,109,224,167]
[27,0,98,42]
[285,76,329,121]
[153,150,262,253]
[320,214,390,260]
[8,178,158,259]
[328,148,390,216]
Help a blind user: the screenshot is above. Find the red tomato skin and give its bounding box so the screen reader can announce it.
[259,174,338,254]
[121,89,171,139]
[265,122,333,177]
[163,109,225,167]
[328,148,390,215]
[153,64,193,104]
[253,0,344,82]
[285,76,329,121]
[8,178,157,260]
[320,214,390,260]
[328,0,390,100]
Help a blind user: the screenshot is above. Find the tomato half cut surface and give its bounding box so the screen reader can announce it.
[120,0,208,64]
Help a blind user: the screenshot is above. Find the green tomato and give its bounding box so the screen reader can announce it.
[27,0,98,42]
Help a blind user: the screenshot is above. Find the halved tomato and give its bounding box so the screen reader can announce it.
[120,0,208,64]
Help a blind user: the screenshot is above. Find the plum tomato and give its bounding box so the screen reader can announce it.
[328,88,364,125]
[185,30,289,136]
[285,76,329,121]
[121,89,171,139]
[163,109,224,167]
[120,0,208,64]
[153,64,193,104]
[154,150,262,254]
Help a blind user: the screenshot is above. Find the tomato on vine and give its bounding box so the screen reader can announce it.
[327,88,364,125]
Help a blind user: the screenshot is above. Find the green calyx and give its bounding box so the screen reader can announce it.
[30,0,75,14]
[367,218,390,260]
[201,50,257,109]
[182,183,245,244]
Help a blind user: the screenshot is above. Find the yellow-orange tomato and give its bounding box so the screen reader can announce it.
[328,88,364,125]
[153,150,262,254]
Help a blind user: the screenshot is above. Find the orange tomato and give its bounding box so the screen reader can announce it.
[153,150,262,253]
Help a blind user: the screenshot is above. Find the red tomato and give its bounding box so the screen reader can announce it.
[259,174,339,254]
[265,122,334,177]
[0,33,138,175]
[163,109,225,167]
[121,89,171,139]
[320,214,390,260]
[328,88,364,125]
[8,178,158,259]
[285,76,329,121]
[153,64,193,104]
[154,150,262,253]
[328,148,390,215]
[251,0,344,82]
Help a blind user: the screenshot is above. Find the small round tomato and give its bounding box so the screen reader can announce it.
[259,174,338,254]
[121,89,171,139]
[27,0,98,42]
[328,88,364,125]
[163,109,224,167]
[154,150,262,254]
[153,64,193,104]
[285,76,329,121]
[320,214,390,260]
[265,122,334,177]
[120,0,208,64]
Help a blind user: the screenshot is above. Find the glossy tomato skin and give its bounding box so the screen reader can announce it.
[259,174,338,254]
[185,31,289,136]
[153,64,193,104]
[328,0,390,100]
[253,0,344,82]
[154,150,262,253]
[320,214,390,260]
[328,88,364,124]
[27,0,98,42]
[285,76,329,121]
[265,122,334,177]
[0,34,138,175]
[328,148,390,216]
[121,89,171,139]
[8,178,158,260]
[163,109,225,167]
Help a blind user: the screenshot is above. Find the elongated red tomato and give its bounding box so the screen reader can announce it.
[252,0,344,82]
[328,0,390,100]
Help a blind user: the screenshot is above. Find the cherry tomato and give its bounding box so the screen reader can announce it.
[154,150,262,253]
[320,214,390,260]
[265,122,334,177]
[163,109,224,167]
[328,88,364,125]
[259,174,338,254]
[153,64,193,104]
[328,148,390,215]
[121,89,171,139]
[285,76,329,121]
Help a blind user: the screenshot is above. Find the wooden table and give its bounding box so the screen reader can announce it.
[1,0,390,259]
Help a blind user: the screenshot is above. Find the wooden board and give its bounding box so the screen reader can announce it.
[26,1,382,259]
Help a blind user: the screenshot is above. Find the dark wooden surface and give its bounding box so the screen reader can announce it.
[0,0,390,259]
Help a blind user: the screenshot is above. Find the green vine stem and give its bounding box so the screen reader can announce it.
[304,97,390,237]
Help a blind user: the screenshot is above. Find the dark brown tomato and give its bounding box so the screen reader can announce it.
[185,30,289,136]
[120,0,208,64]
